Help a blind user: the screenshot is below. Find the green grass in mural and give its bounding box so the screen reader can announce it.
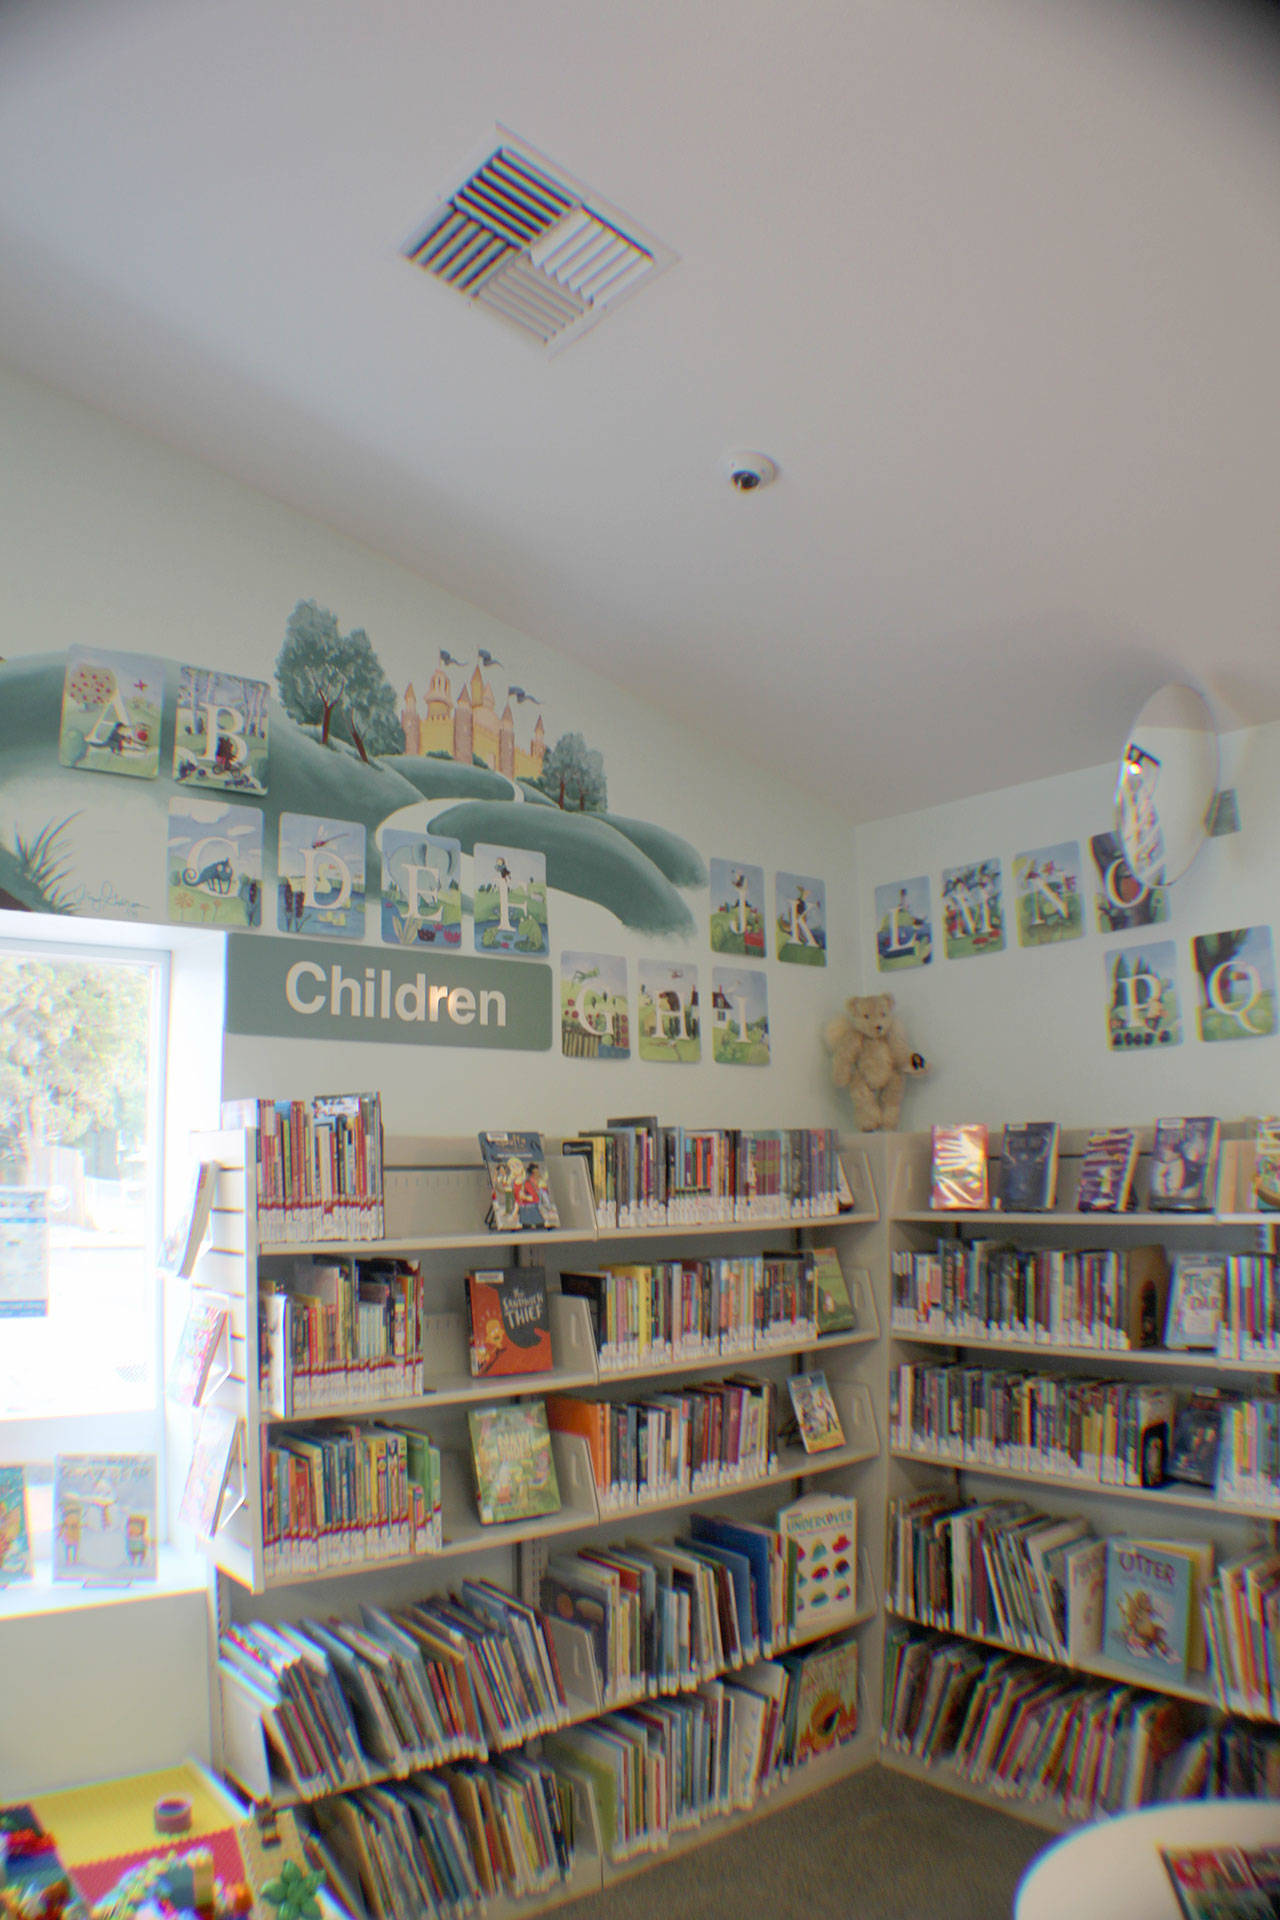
[1198,992,1277,1043]
[776,938,827,966]
[428,799,696,936]
[710,906,766,956]
[712,1019,770,1066]
[475,880,547,953]
[1016,894,1083,947]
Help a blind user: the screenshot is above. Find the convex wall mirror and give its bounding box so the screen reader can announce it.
[1115,682,1219,887]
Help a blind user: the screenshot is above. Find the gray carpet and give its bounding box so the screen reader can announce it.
[563,1763,1051,1920]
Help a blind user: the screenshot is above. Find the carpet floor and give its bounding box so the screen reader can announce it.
[561,1762,1052,1920]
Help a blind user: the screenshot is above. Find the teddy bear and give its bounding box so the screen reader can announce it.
[823,992,928,1131]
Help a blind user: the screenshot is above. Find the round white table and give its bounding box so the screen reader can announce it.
[1015,1799,1280,1919]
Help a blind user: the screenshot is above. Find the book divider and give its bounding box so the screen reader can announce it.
[188,1128,887,1916]
[881,1126,1280,1828]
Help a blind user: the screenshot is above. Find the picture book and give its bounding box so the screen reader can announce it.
[178,1404,242,1537]
[786,1371,846,1454]
[53,1452,157,1584]
[874,877,932,972]
[810,1246,857,1336]
[775,872,827,967]
[1062,1537,1106,1664]
[59,646,163,780]
[467,1402,561,1526]
[1163,1846,1280,1920]
[1165,1253,1227,1351]
[1149,1116,1222,1212]
[1193,925,1279,1044]
[172,665,270,794]
[160,1161,220,1278]
[166,797,264,930]
[929,1124,989,1210]
[1253,1116,1280,1212]
[940,858,1004,961]
[776,1491,857,1632]
[995,1122,1059,1212]
[782,1633,859,1764]
[0,1466,31,1582]
[709,857,767,958]
[473,843,549,956]
[1075,1127,1139,1212]
[379,828,462,948]
[166,1292,230,1405]
[1130,1537,1213,1670]
[465,1267,553,1377]
[1168,1395,1225,1489]
[1103,1538,1192,1683]
[276,812,366,940]
[478,1132,561,1232]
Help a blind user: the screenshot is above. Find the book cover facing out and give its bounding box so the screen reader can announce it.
[1149,1116,1221,1212]
[776,1491,857,1631]
[996,1122,1059,1212]
[468,1401,561,1526]
[478,1131,561,1232]
[1103,1538,1191,1681]
[466,1267,553,1377]
[930,1125,989,1210]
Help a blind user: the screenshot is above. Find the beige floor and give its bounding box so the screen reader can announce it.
[562,1763,1051,1920]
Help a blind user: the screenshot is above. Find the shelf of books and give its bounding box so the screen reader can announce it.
[879,1119,1280,1833]
[178,1103,886,1920]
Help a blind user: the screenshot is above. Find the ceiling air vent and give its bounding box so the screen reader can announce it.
[403,132,676,351]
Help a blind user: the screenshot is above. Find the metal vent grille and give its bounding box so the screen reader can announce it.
[403,133,675,351]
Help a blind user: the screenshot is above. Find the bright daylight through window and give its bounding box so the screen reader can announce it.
[0,945,165,1462]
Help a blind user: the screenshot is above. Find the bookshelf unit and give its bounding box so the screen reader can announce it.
[879,1124,1280,1828]
[189,1124,887,1917]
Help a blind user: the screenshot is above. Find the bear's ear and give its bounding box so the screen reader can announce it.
[878,993,896,1013]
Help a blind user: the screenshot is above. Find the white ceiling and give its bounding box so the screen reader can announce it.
[2,0,1279,821]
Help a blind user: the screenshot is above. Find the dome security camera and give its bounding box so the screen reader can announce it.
[720,450,778,492]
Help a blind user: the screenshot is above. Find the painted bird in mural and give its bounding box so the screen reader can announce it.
[438,649,469,668]
[507,685,540,704]
[477,649,501,669]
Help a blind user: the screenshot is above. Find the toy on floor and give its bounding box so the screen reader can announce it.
[823,992,927,1131]
[88,1847,252,1920]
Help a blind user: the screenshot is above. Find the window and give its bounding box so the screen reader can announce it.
[0,941,168,1476]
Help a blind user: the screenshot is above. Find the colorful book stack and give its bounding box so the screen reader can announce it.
[1203,1553,1280,1719]
[221,1580,572,1800]
[261,1423,440,1576]
[888,1494,1104,1666]
[890,1360,1187,1492]
[304,1752,573,1915]
[561,1123,851,1229]
[561,1252,822,1372]
[891,1239,1168,1350]
[544,1378,777,1510]
[883,1627,1191,1822]
[260,1259,425,1414]
[224,1093,385,1243]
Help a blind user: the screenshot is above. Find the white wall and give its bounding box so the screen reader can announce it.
[854,726,1276,1128]
[0,362,859,1140]
[0,360,863,1787]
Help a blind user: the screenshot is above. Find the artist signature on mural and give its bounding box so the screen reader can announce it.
[64,881,144,920]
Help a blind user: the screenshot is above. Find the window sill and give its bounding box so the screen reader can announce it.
[0,1544,207,1621]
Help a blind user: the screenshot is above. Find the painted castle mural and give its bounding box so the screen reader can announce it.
[400,660,546,782]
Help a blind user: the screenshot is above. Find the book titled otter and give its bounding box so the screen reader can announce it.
[465,1267,553,1377]
[1102,1538,1191,1683]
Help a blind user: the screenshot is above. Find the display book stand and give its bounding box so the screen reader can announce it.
[881,1122,1280,1832]
[186,1125,888,1915]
